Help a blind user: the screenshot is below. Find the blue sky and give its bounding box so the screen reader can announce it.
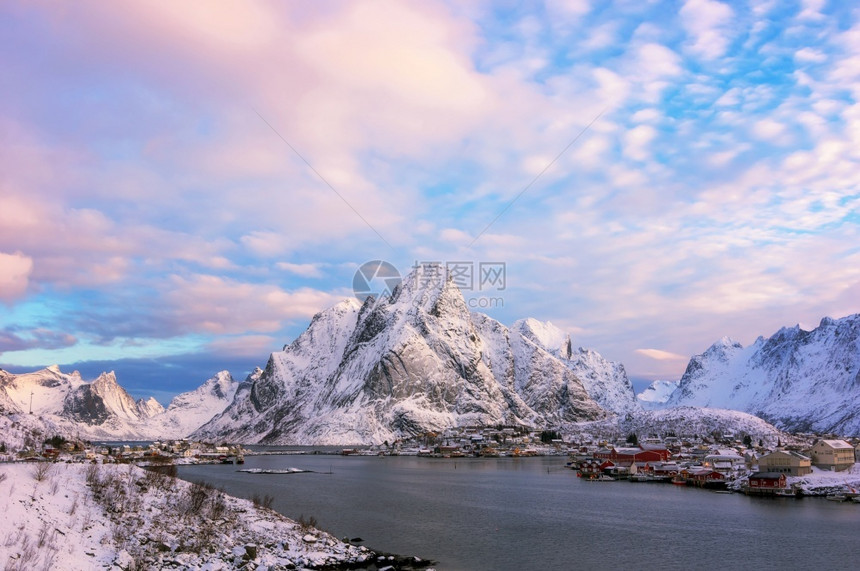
[1,0,859,402]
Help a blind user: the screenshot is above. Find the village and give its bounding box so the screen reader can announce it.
[2,434,247,466]
[566,434,860,499]
[4,422,860,501]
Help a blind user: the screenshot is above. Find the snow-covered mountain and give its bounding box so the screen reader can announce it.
[195,269,637,445]
[0,366,160,424]
[0,366,240,441]
[146,371,242,438]
[636,380,680,410]
[665,314,860,435]
[511,318,638,413]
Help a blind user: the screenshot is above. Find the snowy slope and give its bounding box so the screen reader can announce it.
[666,314,860,434]
[570,406,788,445]
[636,380,680,410]
[0,463,374,570]
[1,365,85,416]
[196,269,636,445]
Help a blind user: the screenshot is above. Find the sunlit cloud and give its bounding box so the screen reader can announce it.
[1,0,858,396]
[635,349,689,362]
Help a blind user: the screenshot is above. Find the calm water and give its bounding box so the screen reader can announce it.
[177,455,860,570]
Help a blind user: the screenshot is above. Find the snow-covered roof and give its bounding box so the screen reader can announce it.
[819,439,853,449]
[763,450,810,460]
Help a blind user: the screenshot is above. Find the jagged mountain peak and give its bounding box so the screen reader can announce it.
[245,367,263,383]
[137,397,166,418]
[167,371,238,410]
[197,371,236,400]
[91,370,119,388]
[705,336,743,356]
[513,318,569,355]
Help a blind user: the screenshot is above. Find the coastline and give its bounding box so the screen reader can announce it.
[0,462,433,570]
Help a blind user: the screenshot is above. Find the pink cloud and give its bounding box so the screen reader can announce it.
[0,251,33,301]
[635,348,689,361]
[206,334,279,358]
[163,274,346,335]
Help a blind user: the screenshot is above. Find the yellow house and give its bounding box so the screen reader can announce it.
[758,450,811,476]
[810,440,855,471]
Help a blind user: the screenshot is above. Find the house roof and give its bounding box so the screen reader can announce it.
[819,440,854,449]
[639,443,670,451]
[750,472,786,479]
[762,450,810,461]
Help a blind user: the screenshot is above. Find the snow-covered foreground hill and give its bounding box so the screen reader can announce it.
[0,462,383,570]
[665,314,860,434]
[195,269,637,445]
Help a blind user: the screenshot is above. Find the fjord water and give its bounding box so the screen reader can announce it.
[178,455,860,570]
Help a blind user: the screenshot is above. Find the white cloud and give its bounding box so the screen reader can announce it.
[545,0,590,17]
[163,274,345,335]
[679,0,735,59]
[622,125,658,161]
[276,262,325,278]
[794,47,827,63]
[240,231,289,258]
[751,118,788,142]
[636,43,683,77]
[797,0,826,21]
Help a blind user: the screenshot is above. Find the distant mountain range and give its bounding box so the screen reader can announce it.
[0,365,241,441]
[2,271,858,444]
[659,314,860,435]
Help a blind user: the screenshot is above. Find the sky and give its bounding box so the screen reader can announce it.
[2,0,859,403]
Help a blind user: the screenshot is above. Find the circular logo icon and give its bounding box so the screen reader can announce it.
[353,260,402,302]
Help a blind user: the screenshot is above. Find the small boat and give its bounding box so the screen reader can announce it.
[671,475,687,486]
[826,494,848,502]
[773,488,797,498]
[583,474,615,481]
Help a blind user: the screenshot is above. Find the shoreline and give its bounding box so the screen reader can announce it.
[0,462,434,570]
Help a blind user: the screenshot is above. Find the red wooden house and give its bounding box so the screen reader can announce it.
[747,472,787,493]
